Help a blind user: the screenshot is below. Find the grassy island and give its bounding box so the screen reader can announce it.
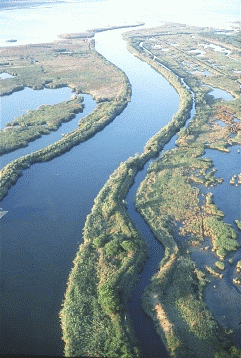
[0,96,85,155]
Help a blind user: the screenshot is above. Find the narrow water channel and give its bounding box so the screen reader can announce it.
[125,39,241,350]
[0,29,180,356]
[123,58,196,357]
[126,161,168,357]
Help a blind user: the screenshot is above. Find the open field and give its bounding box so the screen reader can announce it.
[0,38,129,101]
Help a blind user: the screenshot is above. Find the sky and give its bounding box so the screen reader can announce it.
[0,0,240,46]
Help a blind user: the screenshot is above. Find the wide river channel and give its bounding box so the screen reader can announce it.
[0,29,179,356]
[1,28,240,356]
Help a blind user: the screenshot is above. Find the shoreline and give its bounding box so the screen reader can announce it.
[0,0,64,11]
[58,23,145,40]
[0,29,133,201]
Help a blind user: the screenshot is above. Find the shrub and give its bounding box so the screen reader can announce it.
[215,261,225,270]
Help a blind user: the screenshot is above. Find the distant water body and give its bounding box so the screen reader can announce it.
[0,0,63,10]
[0,0,240,47]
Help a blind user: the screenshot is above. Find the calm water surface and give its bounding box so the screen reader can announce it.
[0,90,96,168]
[0,29,179,355]
[1,87,73,129]
[201,145,241,346]
[126,161,168,357]
[0,72,14,79]
[208,87,234,100]
[0,0,240,355]
[0,0,239,47]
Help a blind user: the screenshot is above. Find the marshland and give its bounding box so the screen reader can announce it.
[0,3,241,358]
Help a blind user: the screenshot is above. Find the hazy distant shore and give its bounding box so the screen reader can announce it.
[0,0,64,11]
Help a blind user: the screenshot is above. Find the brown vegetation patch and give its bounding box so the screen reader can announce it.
[0,38,128,101]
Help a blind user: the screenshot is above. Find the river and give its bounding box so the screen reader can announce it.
[0,29,179,356]
[0,1,240,355]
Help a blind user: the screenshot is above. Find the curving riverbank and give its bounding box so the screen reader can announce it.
[0,35,131,201]
[0,98,129,201]
[1,22,240,357]
[60,25,241,358]
[60,35,194,357]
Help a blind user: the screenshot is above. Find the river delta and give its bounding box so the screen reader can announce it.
[0,16,241,358]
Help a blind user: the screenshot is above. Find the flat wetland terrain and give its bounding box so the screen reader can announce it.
[60,24,241,358]
[125,23,241,357]
[1,22,241,358]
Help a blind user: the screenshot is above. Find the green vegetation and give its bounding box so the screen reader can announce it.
[206,266,223,278]
[60,34,198,356]
[0,32,195,358]
[202,30,241,50]
[0,99,129,201]
[125,23,241,357]
[235,220,241,230]
[59,24,241,357]
[0,96,84,154]
[215,261,225,270]
[0,37,131,200]
[203,216,238,258]
[2,23,240,357]
[0,38,130,102]
[236,261,241,272]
